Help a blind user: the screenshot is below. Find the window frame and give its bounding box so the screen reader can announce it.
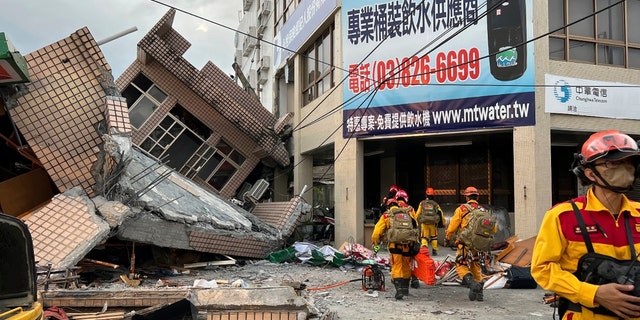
[548,0,640,69]
[138,105,246,192]
[302,24,335,105]
[123,74,168,129]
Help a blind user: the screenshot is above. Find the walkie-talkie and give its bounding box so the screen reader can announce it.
[487,0,527,81]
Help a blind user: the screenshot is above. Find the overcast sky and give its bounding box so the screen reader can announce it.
[2,0,242,79]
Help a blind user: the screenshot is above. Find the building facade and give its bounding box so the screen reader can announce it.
[116,9,291,201]
[237,0,640,246]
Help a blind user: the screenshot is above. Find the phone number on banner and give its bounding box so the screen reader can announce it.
[347,48,480,93]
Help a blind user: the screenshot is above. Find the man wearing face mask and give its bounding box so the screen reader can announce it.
[531,130,640,320]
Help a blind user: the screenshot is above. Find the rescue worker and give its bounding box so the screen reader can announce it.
[444,186,490,301]
[415,187,446,256]
[531,130,640,319]
[380,184,399,215]
[394,189,422,289]
[371,196,419,300]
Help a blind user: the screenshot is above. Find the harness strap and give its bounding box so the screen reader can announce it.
[566,200,634,319]
[570,200,594,253]
[625,212,636,259]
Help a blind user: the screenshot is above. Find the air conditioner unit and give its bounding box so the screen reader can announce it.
[248,26,257,39]
[257,68,268,84]
[243,0,254,11]
[257,15,267,35]
[249,69,258,88]
[259,56,270,72]
[244,179,269,203]
[242,38,251,56]
[261,1,272,17]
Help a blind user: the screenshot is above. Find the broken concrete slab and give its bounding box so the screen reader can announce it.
[40,287,310,317]
[190,287,308,311]
[24,188,111,270]
[6,12,299,263]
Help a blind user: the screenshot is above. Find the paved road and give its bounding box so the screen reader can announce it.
[316,248,557,320]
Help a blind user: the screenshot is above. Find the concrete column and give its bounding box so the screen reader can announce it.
[334,138,364,246]
[513,126,552,239]
[292,56,313,212]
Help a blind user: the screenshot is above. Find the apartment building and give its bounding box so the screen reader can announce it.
[237,0,640,246]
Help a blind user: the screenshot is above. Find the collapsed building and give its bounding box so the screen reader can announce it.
[0,9,307,273]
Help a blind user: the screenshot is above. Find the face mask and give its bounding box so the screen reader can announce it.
[601,162,636,188]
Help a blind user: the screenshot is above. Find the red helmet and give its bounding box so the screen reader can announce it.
[395,189,408,202]
[464,186,479,196]
[389,184,399,193]
[386,198,398,207]
[579,130,640,164]
[425,187,435,196]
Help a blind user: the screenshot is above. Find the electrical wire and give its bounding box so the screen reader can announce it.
[305,278,361,291]
[148,0,634,194]
[298,0,631,188]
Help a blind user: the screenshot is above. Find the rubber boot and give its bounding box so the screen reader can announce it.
[465,274,483,301]
[401,278,410,296]
[410,275,420,289]
[462,273,474,287]
[475,281,484,301]
[393,279,404,300]
[431,249,438,256]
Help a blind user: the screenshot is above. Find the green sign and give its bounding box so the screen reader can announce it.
[0,32,30,84]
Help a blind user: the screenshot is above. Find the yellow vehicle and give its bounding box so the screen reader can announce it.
[0,213,43,320]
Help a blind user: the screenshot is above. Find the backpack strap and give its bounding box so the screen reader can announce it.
[624,212,637,259]
[461,203,474,219]
[570,200,594,253]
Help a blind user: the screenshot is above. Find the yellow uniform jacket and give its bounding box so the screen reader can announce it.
[531,188,640,319]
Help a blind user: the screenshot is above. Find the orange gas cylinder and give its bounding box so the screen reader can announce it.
[413,247,436,286]
[435,260,453,278]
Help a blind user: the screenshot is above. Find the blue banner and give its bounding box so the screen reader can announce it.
[343,92,535,136]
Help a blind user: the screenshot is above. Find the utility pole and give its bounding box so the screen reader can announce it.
[232,62,259,101]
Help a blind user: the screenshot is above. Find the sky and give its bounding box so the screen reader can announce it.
[1,0,243,78]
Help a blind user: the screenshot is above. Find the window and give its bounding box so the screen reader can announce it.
[139,105,245,191]
[181,139,246,190]
[275,0,298,37]
[548,0,640,68]
[303,25,335,105]
[122,74,168,128]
